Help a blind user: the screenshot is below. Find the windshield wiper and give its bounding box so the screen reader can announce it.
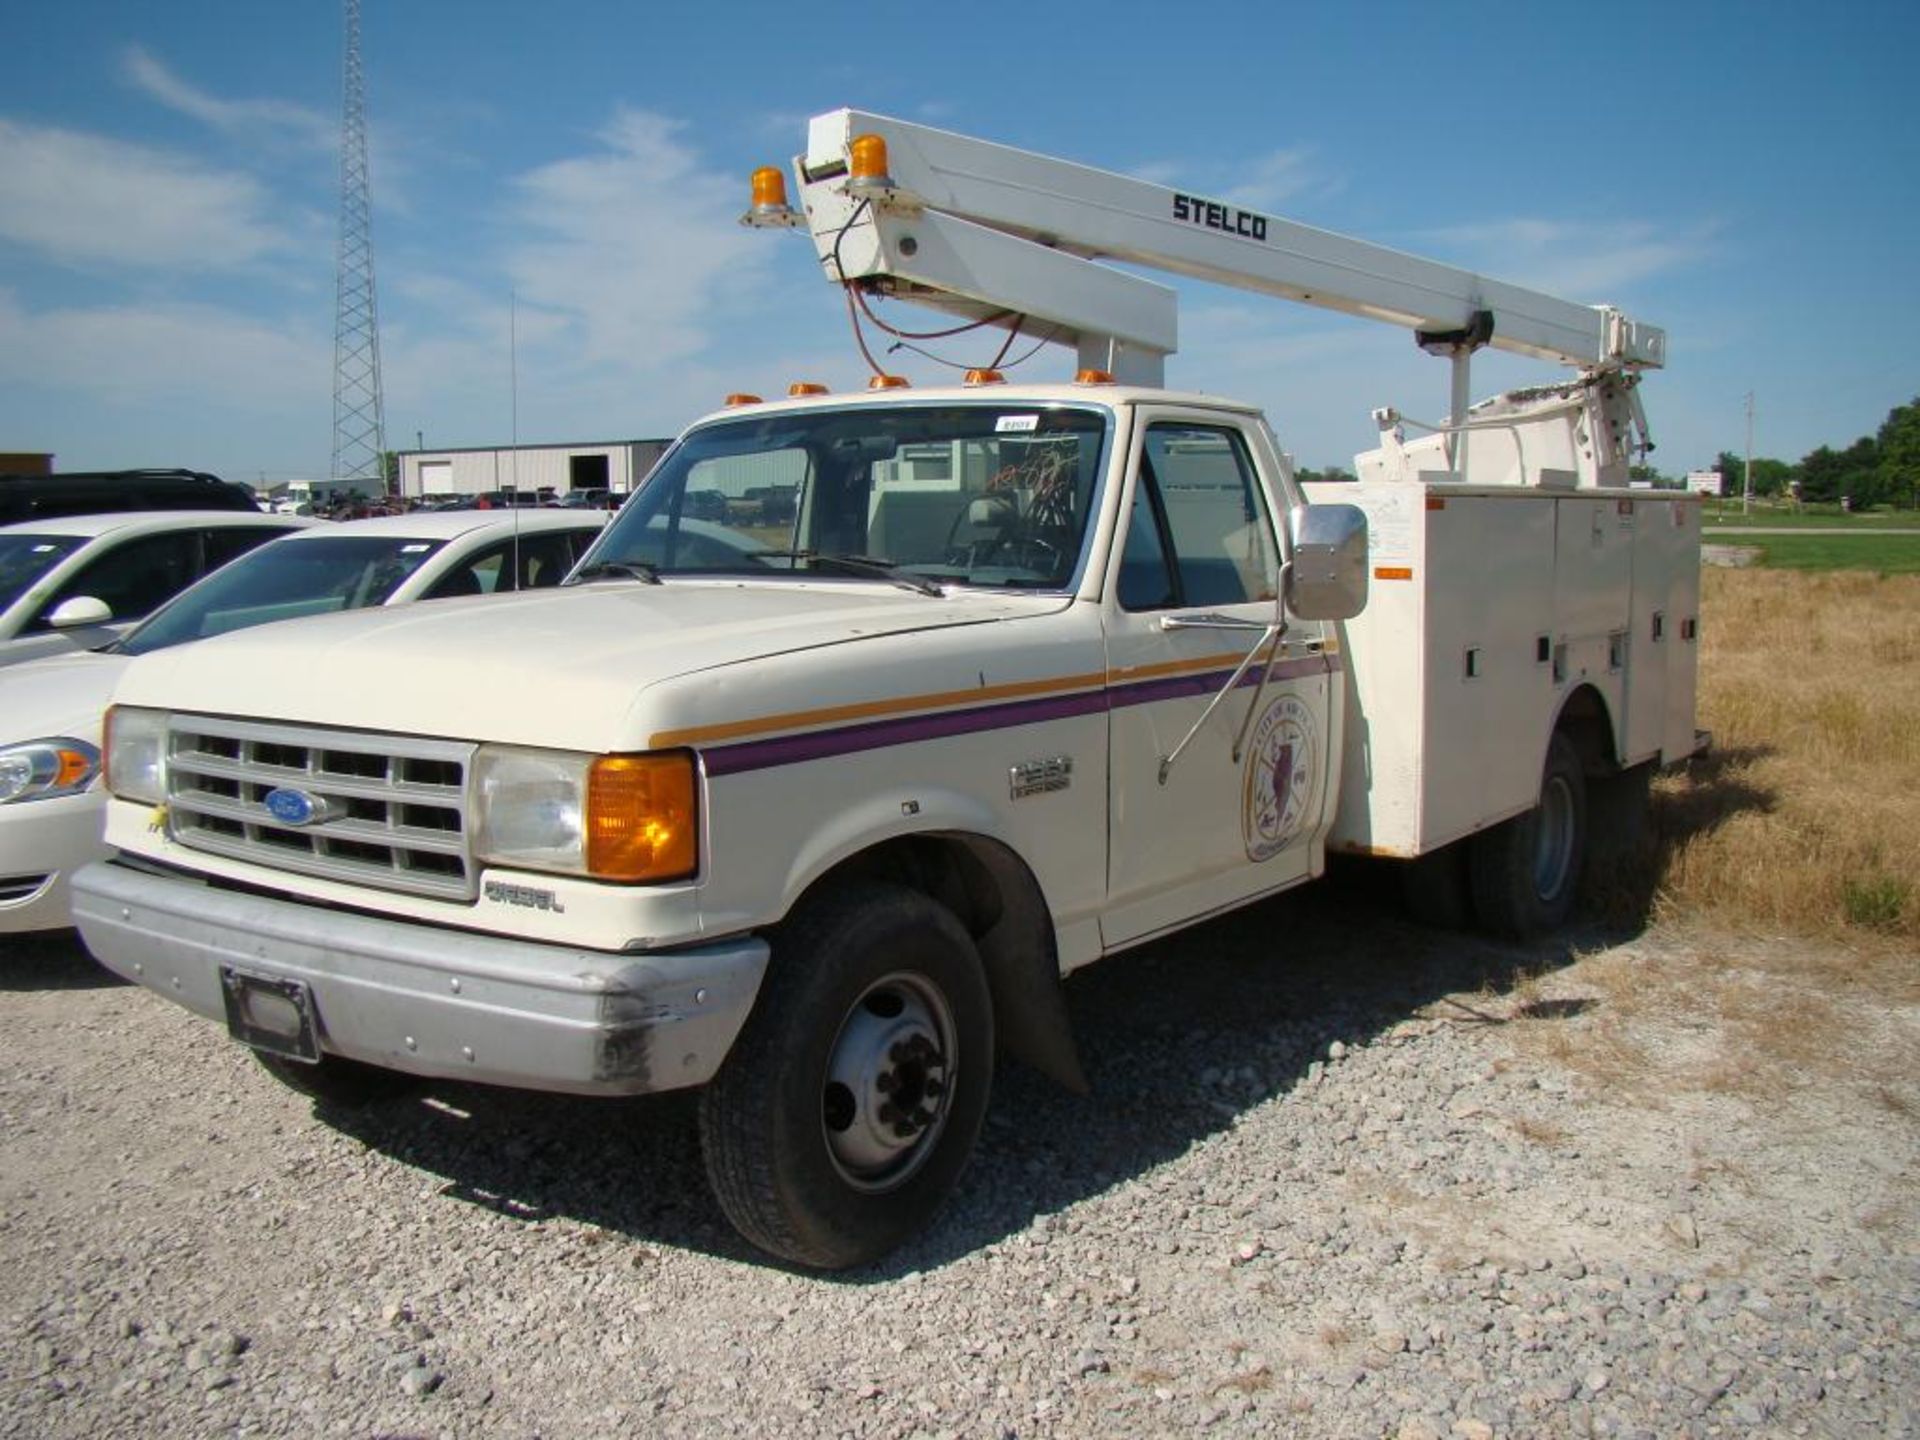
[567,560,662,586]
[753,550,945,598]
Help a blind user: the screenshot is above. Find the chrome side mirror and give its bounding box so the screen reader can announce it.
[1286,503,1368,620]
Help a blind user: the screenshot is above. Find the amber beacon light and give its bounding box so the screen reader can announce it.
[740,165,801,228]
[846,133,895,195]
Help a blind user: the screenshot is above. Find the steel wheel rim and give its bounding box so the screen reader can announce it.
[821,971,957,1193]
[1532,771,1577,901]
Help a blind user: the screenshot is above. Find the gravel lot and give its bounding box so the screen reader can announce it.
[3,886,1915,1439]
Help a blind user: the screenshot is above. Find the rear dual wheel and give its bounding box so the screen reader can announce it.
[699,883,994,1270]
[1469,730,1588,940]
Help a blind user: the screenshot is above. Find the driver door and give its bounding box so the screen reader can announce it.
[1102,413,1333,949]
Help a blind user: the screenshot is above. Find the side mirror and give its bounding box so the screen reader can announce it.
[46,596,114,629]
[1286,504,1368,621]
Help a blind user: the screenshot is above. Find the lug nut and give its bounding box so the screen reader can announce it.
[877,1102,899,1124]
[875,1072,895,1093]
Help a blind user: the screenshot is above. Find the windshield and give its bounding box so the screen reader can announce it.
[0,533,86,611]
[581,402,1110,590]
[119,534,448,657]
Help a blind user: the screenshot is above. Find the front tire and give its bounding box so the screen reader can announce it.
[699,883,994,1270]
[1470,730,1588,939]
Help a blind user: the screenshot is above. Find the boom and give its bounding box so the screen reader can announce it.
[760,109,1664,393]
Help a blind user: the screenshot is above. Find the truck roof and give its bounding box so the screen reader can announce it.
[684,381,1267,429]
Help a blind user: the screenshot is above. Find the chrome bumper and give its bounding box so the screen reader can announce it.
[72,860,768,1097]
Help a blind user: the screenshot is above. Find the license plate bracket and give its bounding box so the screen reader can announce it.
[219,966,321,1063]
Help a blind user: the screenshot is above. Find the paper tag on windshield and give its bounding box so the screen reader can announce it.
[995,415,1040,434]
[400,543,431,553]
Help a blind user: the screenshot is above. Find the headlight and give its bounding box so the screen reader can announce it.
[0,737,101,804]
[103,706,169,805]
[472,745,697,883]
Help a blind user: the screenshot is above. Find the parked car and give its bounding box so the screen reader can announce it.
[0,469,261,525]
[0,511,313,670]
[0,509,609,935]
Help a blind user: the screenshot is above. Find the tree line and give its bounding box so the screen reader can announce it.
[1714,395,1919,509]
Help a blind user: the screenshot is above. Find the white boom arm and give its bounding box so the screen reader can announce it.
[782,109,1665,393]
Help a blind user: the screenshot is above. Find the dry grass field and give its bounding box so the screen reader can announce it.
[1658,567,1919,943]
[1524,567,1920,1107]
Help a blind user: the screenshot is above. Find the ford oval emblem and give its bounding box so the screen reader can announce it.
[263,787,333,827]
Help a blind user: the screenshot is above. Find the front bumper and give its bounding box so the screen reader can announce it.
[0,790,107,935]
[72,859,769,1097]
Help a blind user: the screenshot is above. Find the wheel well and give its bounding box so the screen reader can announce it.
[1555,684,1621,778]
[788,835,1088,1093]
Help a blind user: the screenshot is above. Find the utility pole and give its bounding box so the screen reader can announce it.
[1743,390,1754,516]
[330,0,387,495]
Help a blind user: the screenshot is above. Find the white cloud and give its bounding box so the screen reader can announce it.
[502,108,769,375]
[0,119,290,269]
[1415,218,1714,299]
[0,289,327,406]
[121,46,335,152]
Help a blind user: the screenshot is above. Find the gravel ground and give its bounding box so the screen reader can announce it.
[2,886,1915,1439]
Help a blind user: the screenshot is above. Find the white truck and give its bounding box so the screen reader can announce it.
[74,110,1699,1269]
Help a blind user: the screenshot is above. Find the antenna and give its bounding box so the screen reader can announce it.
[330,0,388,496]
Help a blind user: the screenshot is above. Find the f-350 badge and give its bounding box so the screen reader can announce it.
[1243,695,1316,861]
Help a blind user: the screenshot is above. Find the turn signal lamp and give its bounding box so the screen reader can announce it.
[787,382,829,397]
[586,753,698,882]
[963,368,1006,386]
[723,392,763,407]
[740,165,802,228]
[847,133,895,194]
[867,374,910,391]
[1074,368,1116,385]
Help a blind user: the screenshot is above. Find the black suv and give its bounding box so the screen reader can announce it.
[0,469,261,525]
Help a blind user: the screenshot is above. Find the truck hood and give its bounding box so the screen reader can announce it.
[1,649,129,744]
[110,581,1067,752]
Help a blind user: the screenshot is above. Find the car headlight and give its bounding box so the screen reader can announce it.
[103,706,169,805]
[472,745,697,883]
[0,737,102,804]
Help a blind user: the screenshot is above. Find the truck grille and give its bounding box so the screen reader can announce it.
[164,715,477,902]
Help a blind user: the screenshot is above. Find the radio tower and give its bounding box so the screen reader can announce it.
[330,0,387,493]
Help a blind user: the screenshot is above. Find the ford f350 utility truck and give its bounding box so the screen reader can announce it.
[74,110,1698,1269]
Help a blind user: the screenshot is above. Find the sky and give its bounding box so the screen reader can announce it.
[2,1,1916,486]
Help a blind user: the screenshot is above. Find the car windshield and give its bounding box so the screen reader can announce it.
[118,534,449,657]
[579,402,1110,591]
[0,533,86,611]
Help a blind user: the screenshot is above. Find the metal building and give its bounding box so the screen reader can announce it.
[396,439,671,502]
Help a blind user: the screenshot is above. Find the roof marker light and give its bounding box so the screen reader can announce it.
[1074,368,1116,385]
[724,393,763,407]
[963,368,1006,386]
[867,374,910,391]
[846,134,895,196]
[787,382,829,397]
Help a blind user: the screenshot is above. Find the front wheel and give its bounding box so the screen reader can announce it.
[698,883,994,1269]
[1469,730,1588,939]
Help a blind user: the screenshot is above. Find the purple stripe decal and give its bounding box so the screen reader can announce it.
[703,651,1340,777]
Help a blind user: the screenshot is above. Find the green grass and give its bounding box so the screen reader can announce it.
[1701,503,1920,530]
[1748,532,1920,573]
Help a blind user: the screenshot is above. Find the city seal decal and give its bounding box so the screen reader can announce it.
[1242,695,1317,861]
